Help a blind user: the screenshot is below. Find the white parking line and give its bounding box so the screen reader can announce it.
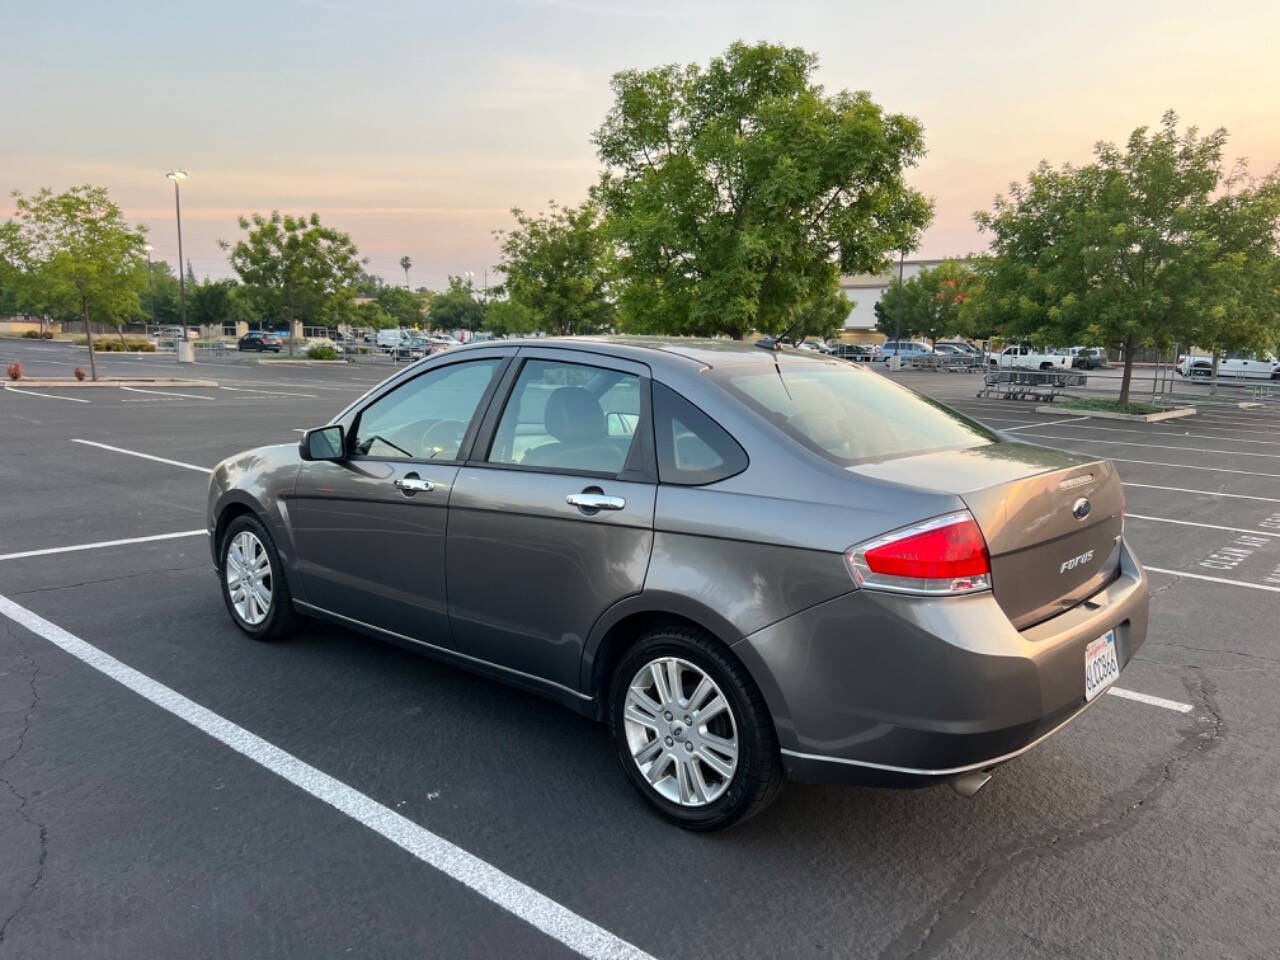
[0,594,654,960]
[1123,482,1280,503]
[120,386,214,401]
[1144,566,1280,593]
[1107,687,1194,713]
[220,385,319,399]
[1099,457,1280,480]
[1000,416,1091,432]
[70,439,209,473]
[0,530,207,561]
[1124,514,1280,538]
[4,386,90,403]
[1015,433,1280,460]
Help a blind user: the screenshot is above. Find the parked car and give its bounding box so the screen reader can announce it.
[878,340,932,362]
[829,343,874,362]
[991,345,1074,370]
[237,332,282,353]
[209,338,1148,830]
[935,340,983,357]
[391,335,440,360]
[1067,347,1109,370]
[1177,352,1279,380]
[155,325,187,346]
[375,329,405,350]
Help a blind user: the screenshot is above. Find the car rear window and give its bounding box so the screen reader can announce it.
[710,359,998,465]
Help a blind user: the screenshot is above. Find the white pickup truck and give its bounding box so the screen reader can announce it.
[990,345,1074,370]
[1177,352,1279,381]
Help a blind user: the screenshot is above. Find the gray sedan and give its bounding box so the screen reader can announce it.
[207,337,1148,830]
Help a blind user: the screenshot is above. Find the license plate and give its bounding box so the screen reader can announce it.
[1084,630,1120,701]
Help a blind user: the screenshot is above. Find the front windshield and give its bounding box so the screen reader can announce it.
[711,359,998,465]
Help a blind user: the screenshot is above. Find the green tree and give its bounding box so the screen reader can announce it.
[427,275,486,332]
[142,260,184,326]
[399,255,412,288]
[189,277,240,330]
[0,186,147,380]
[375,285,428,328]
[355,271,385,297]
[481,298,536,337]
[593,41,932,340]
[354,299,395,331]
[224,211,366,355]
[974,112,1280,403]
[873,260,979,346]
[492,201,615,335]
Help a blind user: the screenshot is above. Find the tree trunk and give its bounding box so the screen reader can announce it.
[117,326,128,347]
[1118,333,1135,405]
[84,302,99,382]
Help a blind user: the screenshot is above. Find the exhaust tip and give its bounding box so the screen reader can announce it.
[950,770,992,799]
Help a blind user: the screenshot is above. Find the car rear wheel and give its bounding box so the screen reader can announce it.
[219,514,296,642]
[608,626,783,830]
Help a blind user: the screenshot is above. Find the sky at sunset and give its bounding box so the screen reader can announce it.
[4,0,1278,287]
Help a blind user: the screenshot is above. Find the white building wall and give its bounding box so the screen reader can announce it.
[839,259,948,331]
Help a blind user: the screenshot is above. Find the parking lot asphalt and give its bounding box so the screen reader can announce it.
[2,339,1278,959]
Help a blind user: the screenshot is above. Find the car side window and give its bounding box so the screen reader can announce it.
[653,382,747,486]
[351,359,500,461]
[487,359,640,476]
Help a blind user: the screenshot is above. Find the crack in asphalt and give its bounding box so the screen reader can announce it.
[13,562,207,597]
[1148,573,1182,599]
[0,624,47,949]
[877,670,1226,960]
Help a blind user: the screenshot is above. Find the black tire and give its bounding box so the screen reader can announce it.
[608,626,784,831]
[218,513,297,642]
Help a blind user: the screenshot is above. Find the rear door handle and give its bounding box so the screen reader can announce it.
[566,493,625,511]
[394,476,434,493]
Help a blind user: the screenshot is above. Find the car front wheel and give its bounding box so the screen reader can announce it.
[609,627,783,830]
[219,514,296,641]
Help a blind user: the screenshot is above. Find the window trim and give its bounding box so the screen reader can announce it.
[345,354,512,467]
[468,351,657,483]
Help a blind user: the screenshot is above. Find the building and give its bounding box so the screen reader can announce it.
[836,258,950,342]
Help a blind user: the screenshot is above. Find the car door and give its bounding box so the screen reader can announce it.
[446,348,657,695]
[290,351,511,644]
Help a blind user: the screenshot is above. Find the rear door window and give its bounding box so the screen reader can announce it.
[487,359,641,476]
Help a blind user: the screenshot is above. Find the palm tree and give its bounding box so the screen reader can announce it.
[399,255,412,288]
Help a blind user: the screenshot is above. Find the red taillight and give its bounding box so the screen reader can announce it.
[846,513,992,596]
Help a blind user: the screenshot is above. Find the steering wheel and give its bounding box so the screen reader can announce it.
[420,419,467,460]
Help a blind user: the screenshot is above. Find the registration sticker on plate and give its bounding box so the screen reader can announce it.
[1084,630,1120,701]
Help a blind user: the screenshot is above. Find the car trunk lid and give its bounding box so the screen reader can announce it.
[849,443,1123,628]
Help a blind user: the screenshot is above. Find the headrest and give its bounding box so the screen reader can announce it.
[543,387,606,444]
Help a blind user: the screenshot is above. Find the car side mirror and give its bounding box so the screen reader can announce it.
[300,425,345,462]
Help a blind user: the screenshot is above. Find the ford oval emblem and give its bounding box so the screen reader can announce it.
[1072,497,1092,520]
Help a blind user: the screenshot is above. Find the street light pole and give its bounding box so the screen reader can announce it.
[143,244,155,330]
[166,170,189,355]
[892,250,905,370]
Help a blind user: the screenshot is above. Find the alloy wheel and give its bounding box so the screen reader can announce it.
[623,657,739,807]
[225,530,272,626]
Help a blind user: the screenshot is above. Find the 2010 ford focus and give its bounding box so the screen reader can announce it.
[207,338,1148,830]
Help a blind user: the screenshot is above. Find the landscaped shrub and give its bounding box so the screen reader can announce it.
[74,366,87,381]
[306,342,339,360]
[93,338,156,352]
[22,330,41,338]
[6,362,21,381]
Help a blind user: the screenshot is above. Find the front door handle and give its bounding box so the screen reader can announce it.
[394,475,434,493]
[566,492,625,511]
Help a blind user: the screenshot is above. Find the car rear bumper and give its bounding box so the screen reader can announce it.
[733,538,1149,786]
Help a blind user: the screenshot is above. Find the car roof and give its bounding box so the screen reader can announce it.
[449,334,849,374]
